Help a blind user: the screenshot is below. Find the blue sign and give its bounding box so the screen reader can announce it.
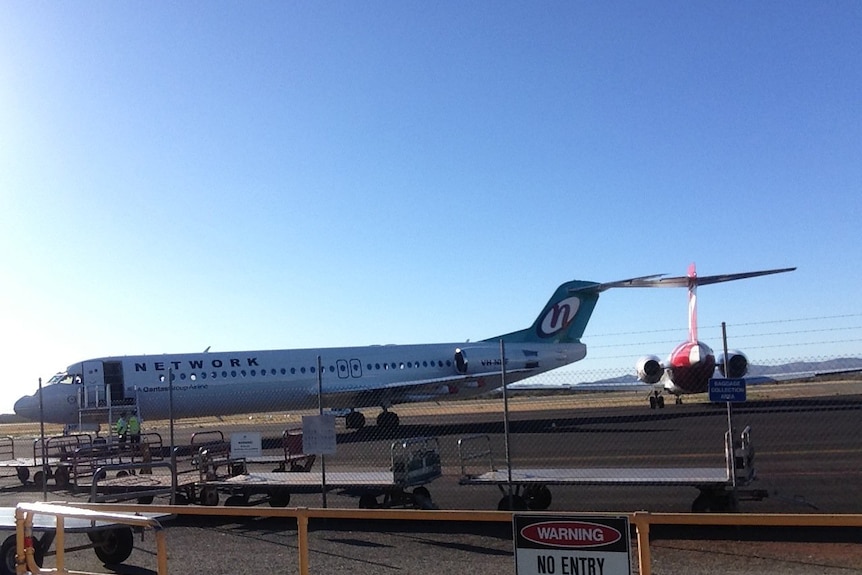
[708,378,747,403]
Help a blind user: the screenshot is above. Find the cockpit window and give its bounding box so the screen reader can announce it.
[47,372,76,385]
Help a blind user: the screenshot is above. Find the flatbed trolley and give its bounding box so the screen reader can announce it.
[1,502,169,575]
[457,426,767,512]
[198,436,442,509]
[67,433,164,491]
[90,428,316,505]
[189,429,315,477]
[0,434,94,489]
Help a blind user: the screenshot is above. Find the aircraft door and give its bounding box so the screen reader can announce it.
[81,360,107,408]
[335,359,363,379]
[104,361,125,403]
[336,359,350,379]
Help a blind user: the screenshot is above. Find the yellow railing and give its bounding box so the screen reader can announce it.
[74,503,862,575]
[14,502,168,575]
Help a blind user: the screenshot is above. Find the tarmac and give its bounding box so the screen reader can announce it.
[1,380,860,574]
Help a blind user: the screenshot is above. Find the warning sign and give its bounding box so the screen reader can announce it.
[302,414,337,455]
[514,515,631,575]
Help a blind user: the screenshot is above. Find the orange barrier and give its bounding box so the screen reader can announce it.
[79,503,862,575]
[14,502,168,575]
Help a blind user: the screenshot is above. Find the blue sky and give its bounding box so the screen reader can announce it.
[1,2,860,414]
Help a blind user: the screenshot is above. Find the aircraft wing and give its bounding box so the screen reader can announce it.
[321,368,528,407]
[506,379,655,392]
[745,366,862,385]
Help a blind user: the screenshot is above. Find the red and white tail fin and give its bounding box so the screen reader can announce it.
[687,263,698,343]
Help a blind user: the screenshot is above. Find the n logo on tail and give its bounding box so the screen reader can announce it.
[538,296,581,338]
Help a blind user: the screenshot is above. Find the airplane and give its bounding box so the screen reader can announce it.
[616,263,796,408]
[508,264,799,408]
[14,266,794,429]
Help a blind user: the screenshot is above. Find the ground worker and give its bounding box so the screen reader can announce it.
[116,412,128,444]
[128,411,141,443]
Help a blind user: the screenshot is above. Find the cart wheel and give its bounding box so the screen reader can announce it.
[173,492,190,505]
[268,488,291,507]
[32,470,46,489]
[136,495,155,504]
[691,491,736,512]
[116,470,129,478]
[525,486,552,511]
[2,533,44,575]
[53,467,70,489]
[412,486,438,510]
[497,495,529,511]
[200,486,219,506]
[225,494,249,506]
[16,467,29,484]
[358,494,380,509]
[89,527,134,564]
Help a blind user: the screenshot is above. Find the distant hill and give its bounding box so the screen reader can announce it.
[582,356,862,385]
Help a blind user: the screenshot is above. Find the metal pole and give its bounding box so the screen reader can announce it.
[38,377,47,501]
[721,322,737,490]
[317,355,327,508]
[500,340,514,507]
[169,368,176,503]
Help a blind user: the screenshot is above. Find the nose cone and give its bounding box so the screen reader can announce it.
[14,394,41,421]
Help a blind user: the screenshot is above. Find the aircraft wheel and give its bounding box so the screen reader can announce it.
[89,527,134,565]
[524,485,552,511]
[358,494,379,509]
[376,410,400,430]
[648,396,657,409]
[657,395,665,408]
[16,466,29,484]
[675,396,683,405]
[345,411,366,430]
[200,486,219,506]
[2,533,44,575]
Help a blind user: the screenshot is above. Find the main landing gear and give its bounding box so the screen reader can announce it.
[344,408,401,431]
[648,391,665,409]
[648,391,685,409]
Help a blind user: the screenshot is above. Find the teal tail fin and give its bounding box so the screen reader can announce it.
[485,280,602,344]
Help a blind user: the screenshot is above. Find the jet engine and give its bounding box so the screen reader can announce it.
[717,350,749,378]
[636,355,665,384]
[454,348,468,375]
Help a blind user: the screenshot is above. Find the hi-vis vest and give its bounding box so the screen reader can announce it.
[128,416,140,435]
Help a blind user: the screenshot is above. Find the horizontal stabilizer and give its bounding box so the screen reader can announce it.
[590,267,795,290]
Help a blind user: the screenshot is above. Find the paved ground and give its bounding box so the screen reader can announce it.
[1,380,860,574]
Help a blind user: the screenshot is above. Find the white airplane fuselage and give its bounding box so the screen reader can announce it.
[15,340,585,424]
